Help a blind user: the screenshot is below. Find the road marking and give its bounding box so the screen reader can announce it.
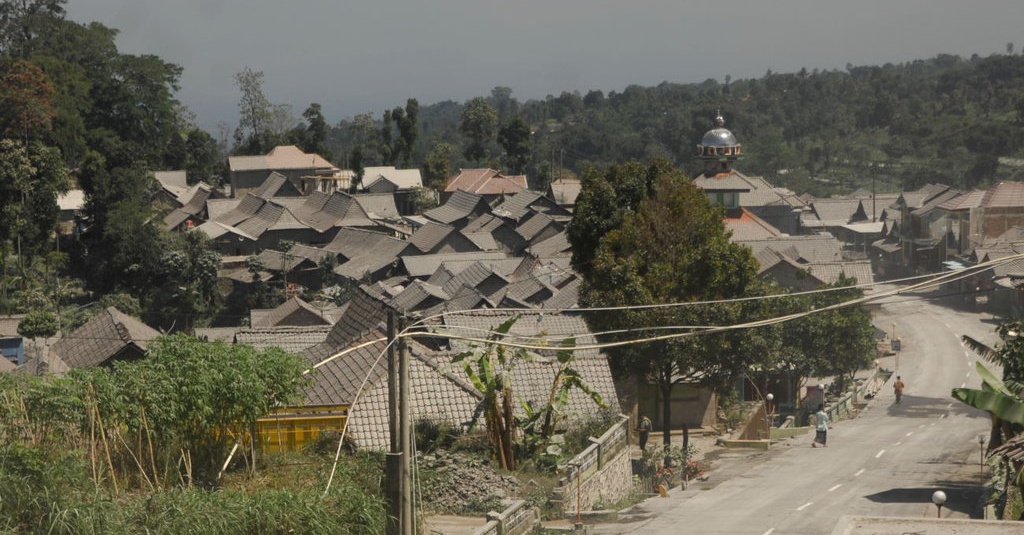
[947,403,954,408]
[940,414,947,419]
[966,372,972,378]
[919,424,926,428]
[855,468,865,477]
[893,441,902,446]
[960,382,966,388]
[875,449,885,458]
[906,432,913,437]
[796,502,813,511]
[828,484,842,492]
[762,529,774,535]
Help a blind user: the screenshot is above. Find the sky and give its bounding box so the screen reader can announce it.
[65,0,1024,132]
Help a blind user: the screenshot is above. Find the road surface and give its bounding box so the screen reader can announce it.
[594,290,997,535]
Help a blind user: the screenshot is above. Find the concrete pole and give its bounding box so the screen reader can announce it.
[385,311,400,535]
[399,318,414,535]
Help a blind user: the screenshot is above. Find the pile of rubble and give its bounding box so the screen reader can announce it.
[417,450,520,514]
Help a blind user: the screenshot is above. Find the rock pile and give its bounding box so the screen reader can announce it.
[417,451,520,514]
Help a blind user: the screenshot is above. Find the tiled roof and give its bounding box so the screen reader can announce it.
[937,189,985,211]
[423,190,489,225]
[444,168,527,195]
[51,307,160,368]
[802,261,875,286]
[980,182,1024,208]
[193,327,239,343]
[389,280,449,315]
[515,212,560,242]
[0,314,26,337]
[440,261,504,296]
[353,193,401,220]
[362,166,423,190]
[910,188,962,216]
[229,145,335,172]
[739,235,844,263]
[402,252,509,278]
[251,171,302,199]
[234,326,332,354]
[693,170,800,208]
[543,277,581,309]
[57,189,86,211]
[724,209,784,241]
[462,230,498,251]
[806,199,865,226]
[408,222,456,253]
[14,346,70,376]
[548,177,581,206]
[154,170,187,191]
[493,190,573,222]
[250,296,335,328]
[332,310,620,451]
[302,287,390,365]
[527,231,571,258]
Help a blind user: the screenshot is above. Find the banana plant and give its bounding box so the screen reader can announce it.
[951,361,1024,449]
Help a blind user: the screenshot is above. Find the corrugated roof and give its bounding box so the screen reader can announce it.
[402,251,510,278]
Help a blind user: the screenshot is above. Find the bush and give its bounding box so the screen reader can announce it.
[415,418,462,453]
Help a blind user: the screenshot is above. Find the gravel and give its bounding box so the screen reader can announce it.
[417,451,521,514]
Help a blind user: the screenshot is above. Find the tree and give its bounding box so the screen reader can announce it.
[422,141,456,189]
[0,59,56,139]
[497,116,531,175]
[778,276,877,396]
[298,102,331,161]
[0,138,68,261]
[232,67,287,155]
[17,309,57,339]
[578,163,760,450]
[459,97,498,165]
[0,0,66,56]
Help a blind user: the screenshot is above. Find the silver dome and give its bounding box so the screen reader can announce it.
[701,128,738,147]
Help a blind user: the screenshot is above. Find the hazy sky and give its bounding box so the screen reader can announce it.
[65,1,1024,131]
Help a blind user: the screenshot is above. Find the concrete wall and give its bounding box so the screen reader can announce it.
[559,447,632,516]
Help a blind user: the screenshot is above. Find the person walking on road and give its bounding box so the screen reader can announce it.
[637,415,652,451]
[893,376,905,404]
[812,404,829,448]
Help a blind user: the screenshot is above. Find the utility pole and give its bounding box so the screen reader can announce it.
[385,310,414,535]
[386,311,400,535]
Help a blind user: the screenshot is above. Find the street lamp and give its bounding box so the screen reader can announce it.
[765,393,774,445]
[931,490,946,518]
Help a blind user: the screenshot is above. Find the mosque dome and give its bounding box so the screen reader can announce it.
[696,113,742,161]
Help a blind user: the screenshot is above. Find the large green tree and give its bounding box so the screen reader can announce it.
[459,97,498,165]
[497,116,531,175]
[576,161,760,450]
[0,138,68,261]
[777,276,877,396]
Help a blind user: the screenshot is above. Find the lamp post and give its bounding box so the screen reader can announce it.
[931,490,946,518]
[765,393,774,445]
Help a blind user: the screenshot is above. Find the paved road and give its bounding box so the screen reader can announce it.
[594,291,998,535]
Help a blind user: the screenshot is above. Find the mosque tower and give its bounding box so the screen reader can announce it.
[696,112,742,175]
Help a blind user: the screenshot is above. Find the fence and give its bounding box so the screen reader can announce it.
[470,500,537,535]
[553,414,632,515]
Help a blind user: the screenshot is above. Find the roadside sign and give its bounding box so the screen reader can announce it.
[891,339,901,352]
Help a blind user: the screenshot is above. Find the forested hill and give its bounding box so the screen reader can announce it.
[332,53,1024,198]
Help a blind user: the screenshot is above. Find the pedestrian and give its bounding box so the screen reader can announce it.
[893,376,905,404]
[812,404,829,448]
[637,414,652,451]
